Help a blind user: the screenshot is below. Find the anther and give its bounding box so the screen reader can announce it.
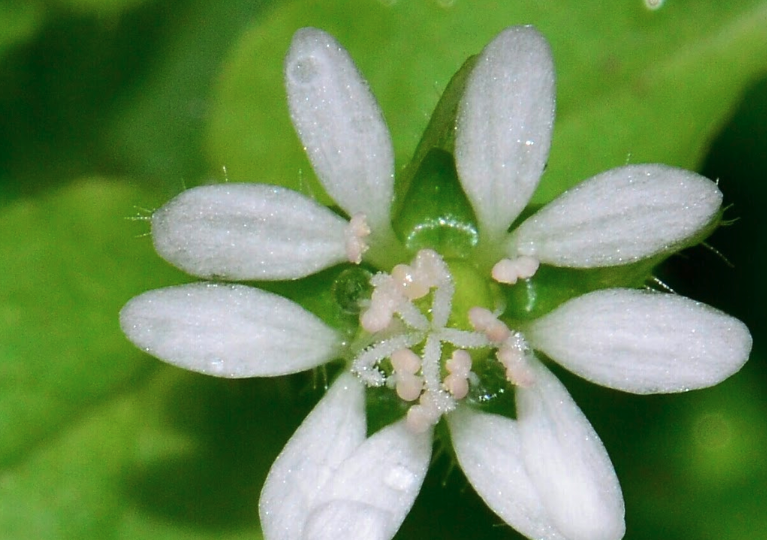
[443,374,469,400]
[446,350,472,376]
[491,256,540,285]
[469,307,510,343]
[391,264,430,300]
[444,350,472,399]
[360,301,394,333]
[360,275,403,333]
[405,392,442,433]
[396,373,424,401]
[497,335,535,387]
[345,213,371,264]
[391,348,421,374]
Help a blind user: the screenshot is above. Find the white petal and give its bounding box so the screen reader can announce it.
[303,501,389,540]
[119,283,340,378]
[526,288,752,394]
[516,359,625,540]
[455,26,555,241]
[260,373,366,540]
[152,184,348,280]
[310,419,432,540]
[508,165,723,268]
[447,407,567,540]
[285,27,394,231]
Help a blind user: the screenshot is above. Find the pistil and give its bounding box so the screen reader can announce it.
[352,248,536,433]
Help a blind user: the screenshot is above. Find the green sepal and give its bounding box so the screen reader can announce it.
[394,55,477,207]
[394,148,479,258]
[391,56,479,260]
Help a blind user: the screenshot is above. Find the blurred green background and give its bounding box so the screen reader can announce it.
[1,0,765,539]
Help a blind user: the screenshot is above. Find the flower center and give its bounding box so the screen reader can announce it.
[351,249,537,433]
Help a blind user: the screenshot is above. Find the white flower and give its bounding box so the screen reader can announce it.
[119,26,752,540]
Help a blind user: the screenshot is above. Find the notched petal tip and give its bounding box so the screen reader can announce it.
[263,402,430,540]
[516,359,625,540]
[456,25,555,240]
[309,419,432,540]
[152,183,349,280]
[119,282,340,378]
[526,288,752,394]
[285,27,395,230]
[260,372,367,540]
[448,407,568,540]
[509,164,724,268]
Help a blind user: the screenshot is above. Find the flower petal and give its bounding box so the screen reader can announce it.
[303,501,390,540]
[447,407,567,540]
[260,373,367,540]
[285,27,394,231]
[455,26,555,241]
[309,419,432,540]
[516,359,625,540]
[507,165,723,268]
[119,282,340,378]
[152,183,348,280]
[525,288,752,394]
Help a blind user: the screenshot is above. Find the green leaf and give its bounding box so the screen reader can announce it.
[208,0,767,206]
[106,0,269,185]
[0,1,43,62]
[0,180,168,463]
[630,364,767,540]
[0,179,281,539]
[47,0,152,16]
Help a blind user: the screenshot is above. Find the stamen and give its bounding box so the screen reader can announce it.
[406,396,440,433]
[391,348,421,374]
[352,248,531,433]
[444,350,472,399]
[345,213,371,264]
[446,350,472,376]
[360,275,403,332]
[395,373,423,401]
[360,273,429,333]
[469,307,510,343]
[497,332,535,387]
[391,264,430,300]
[444,374,469,400]
[491,256,540,285]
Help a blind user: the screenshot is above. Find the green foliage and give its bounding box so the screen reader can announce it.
[0,1,43,62]
[0,179,284,538]
[1,0,766,539]
[208,0,767,205]
[50,0,153,15]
